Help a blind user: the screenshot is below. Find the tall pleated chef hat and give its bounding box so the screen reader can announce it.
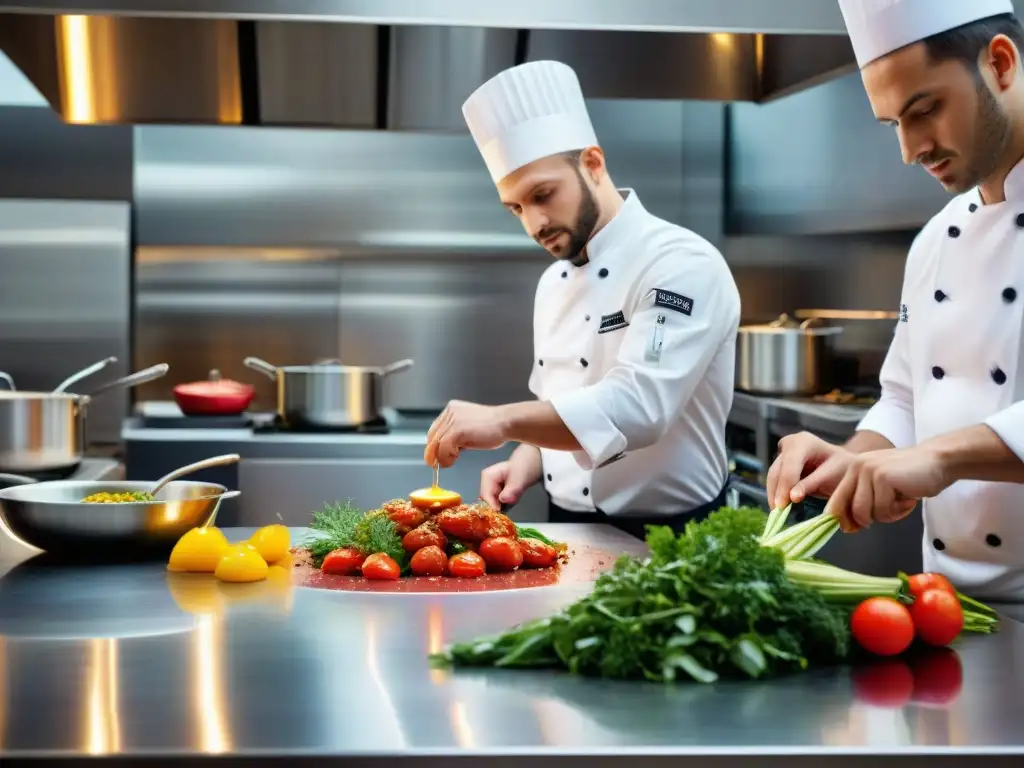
[462,60,599,184]
[839,0,1015,69]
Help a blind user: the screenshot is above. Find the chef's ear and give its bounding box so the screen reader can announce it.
[985,34,1020,91]
[579,146,607,182]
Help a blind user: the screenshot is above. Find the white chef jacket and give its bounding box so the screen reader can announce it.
[528,188,740,517]
[857,160,1024,601]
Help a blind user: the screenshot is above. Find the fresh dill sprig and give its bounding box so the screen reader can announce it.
[301,499,406,568]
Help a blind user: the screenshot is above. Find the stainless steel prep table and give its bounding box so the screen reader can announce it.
[0,524,1022,767]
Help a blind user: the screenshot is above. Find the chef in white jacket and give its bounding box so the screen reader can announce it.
[768,0,1024,600]
[423,61,741,538]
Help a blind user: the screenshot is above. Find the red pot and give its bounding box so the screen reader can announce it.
[173,370,255,416]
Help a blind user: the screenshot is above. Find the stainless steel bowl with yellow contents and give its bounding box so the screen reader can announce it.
[0,479,239,558]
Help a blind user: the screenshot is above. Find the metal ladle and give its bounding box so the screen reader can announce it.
[147,453,242,498]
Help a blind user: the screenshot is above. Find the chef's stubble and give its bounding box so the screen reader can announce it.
[536,160,600,267]
[958,74,1013,192]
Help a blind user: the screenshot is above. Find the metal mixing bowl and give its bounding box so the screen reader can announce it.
[0,480,238,558]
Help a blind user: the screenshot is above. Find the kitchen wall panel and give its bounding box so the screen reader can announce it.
[0,199,132,443]
[728,70,950,235]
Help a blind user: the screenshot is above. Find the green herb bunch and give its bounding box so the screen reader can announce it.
[432,506,849,683]
[304,500,406,568]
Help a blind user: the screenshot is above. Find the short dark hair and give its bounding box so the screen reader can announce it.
[923,13,1024,69]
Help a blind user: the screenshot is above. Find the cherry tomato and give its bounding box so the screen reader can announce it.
[907,572,956,600]
[448,551,486,578]
[381,500,428,534]
[409,545,448,577]
[361,552,401,581]
[851,658,915,708]
[909,646,964,707]
[519,538,559,568]
[850,597,915,657]
[402,522,447,553]
[910,588,964,647]
[478,536,523,571]
[435,505,517,542]
[321,547,365,575]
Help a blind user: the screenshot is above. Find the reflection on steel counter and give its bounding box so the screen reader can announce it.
[0,525,1022,763]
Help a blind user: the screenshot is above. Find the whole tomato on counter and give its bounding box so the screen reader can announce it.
[361,553,401,581]
[910,588,964,647]
[850,597,915,657]
[906,572,956,600]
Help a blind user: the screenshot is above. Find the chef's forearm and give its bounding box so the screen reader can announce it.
[925,424,1024,484]
[508,442,543,484]
[845,430,896,454]
[500,401,583,451]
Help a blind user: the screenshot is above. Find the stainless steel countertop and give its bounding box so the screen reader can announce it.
[0,524,1022,765]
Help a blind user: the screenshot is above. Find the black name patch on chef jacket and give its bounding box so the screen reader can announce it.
[654,289,694,316]
[598,310,629,334]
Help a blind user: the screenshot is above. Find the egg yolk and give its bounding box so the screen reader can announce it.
[167,526,230,573]
[214,543,269,583]
[409,486,462,511]
[248,524,291,564]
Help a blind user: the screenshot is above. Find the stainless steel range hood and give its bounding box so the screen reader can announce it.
[0,1,857,131]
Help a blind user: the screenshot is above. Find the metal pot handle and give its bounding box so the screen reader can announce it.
[243,357,279,381]
[85,363,170,399]
[52,356,118,394]
[0,473,38,486]
[0,371,14,391]
[378,359,415,376]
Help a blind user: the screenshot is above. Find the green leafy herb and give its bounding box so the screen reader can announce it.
[432,506,849,683]
[302,499,405,568]
[514,525,566,550]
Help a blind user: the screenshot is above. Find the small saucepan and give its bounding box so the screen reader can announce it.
[173,369,255,416]
[244,356,414,428]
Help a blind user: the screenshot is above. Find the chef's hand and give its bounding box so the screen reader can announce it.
[766,432,856,510]
[425,400,509,468]
[479,445,543,509]
[826,446,945,532]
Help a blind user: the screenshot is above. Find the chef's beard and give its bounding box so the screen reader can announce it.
[938,76,1013,193]
[535,167,600,266]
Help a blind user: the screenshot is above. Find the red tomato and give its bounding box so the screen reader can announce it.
[361,553,401,581]
[907,572,956,600]
[850,597,915,657]
[851,658,915,708]
[519,538,559,568]
[910,588,964,647]
[409,545,447,577]
[321,547,365,575]
[402,522,447,553]
[478,536,524,571]
[381,500,428,534]
[909,647,964,707]
[448,551,486,578]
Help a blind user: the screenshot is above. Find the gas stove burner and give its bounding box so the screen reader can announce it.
[251,416,391,435]
[811,386,880,407]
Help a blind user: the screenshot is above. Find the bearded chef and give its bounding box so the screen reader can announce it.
[423,60,740,538]
[768,0,1024,600]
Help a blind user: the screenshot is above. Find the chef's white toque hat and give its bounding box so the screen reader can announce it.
[462,60,599,184]
[839,0,1015,69]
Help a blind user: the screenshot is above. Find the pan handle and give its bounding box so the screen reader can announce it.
[244,357,279,381]
[86,363,170,399]
[53,356,118,394]
[0,371,15,391]
[379,358,415,377]
[0,473,38,486]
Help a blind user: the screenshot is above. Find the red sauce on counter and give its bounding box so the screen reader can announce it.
[290,544,620,594]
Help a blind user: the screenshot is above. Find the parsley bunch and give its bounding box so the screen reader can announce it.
[432,506,849,683]
[303,500,406,568]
